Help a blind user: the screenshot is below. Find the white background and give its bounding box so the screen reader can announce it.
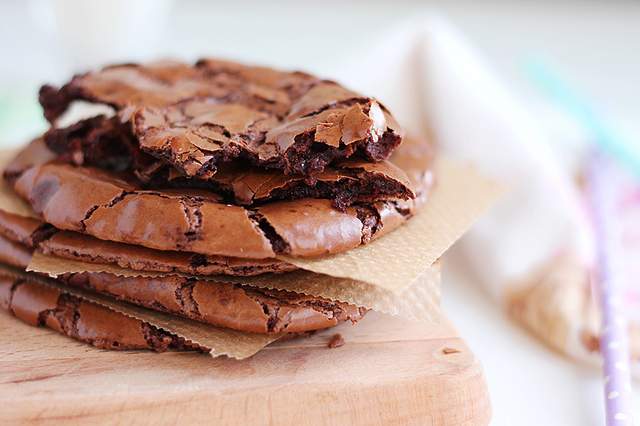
[1,1,639,424]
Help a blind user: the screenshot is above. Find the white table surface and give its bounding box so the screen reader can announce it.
[1,1,639,424]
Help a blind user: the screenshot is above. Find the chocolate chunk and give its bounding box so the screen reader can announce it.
[39,60,403,177]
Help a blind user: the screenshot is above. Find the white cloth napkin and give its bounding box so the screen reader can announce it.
[323,16,640,373]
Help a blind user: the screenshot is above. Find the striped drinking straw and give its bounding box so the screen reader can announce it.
[526,56,636,425]
[588,150,634,425]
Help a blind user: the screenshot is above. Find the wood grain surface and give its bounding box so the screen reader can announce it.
[0,309,491,425]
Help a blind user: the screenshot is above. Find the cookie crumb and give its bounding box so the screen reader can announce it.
[442,347,460,354]
[329,333,345,349]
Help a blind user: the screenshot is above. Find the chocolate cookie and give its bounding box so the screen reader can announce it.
[0,271,200,352]
[43,115,416,211]
[0,232,365,334]
[57,271,366,334]
[0,208,296,276]
[39,60,404,177]
[6,138,432,258]
[41,231,298,276]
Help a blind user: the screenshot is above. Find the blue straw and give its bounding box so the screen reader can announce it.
[524,55,640,179]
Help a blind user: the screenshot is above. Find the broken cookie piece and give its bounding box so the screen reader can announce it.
[42,115,416,211]
[329,333,346,348]
[39,60,404,178]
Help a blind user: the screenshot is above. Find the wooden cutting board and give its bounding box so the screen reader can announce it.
[0,309,491,425]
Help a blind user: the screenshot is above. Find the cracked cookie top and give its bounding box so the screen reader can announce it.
[43,115,416,211]
[39,59,404,178]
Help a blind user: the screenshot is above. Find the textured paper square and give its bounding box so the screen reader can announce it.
[279,157,505,293]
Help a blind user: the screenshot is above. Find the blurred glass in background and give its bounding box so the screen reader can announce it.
[0,0,173,146]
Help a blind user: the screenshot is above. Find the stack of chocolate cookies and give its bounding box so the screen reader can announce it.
[0,60,434,354]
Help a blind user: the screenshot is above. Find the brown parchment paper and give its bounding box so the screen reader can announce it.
[231,262,441,321]
[0,263,282,359]
[28,250,441,322]
[278,157,506,293]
